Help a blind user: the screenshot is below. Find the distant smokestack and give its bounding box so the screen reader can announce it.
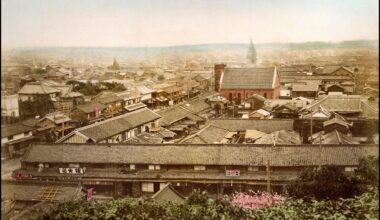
[214,64,226,92]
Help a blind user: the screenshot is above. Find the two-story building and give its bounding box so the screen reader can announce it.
[1,123,37,158]
[15,143,378,198]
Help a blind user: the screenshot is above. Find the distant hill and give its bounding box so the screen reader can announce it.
[7,40,378,59]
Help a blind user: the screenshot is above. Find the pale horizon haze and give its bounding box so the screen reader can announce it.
[2,0,379,49]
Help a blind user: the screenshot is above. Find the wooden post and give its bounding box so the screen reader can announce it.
[266,159,271,193]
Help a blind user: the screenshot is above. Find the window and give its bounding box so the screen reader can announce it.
[8,135,14,140]
[149,165,160,170]
[142,183,154,192]
[194,165,206,171]
[130,164,136,170]
[24,131,30,136]
[344,166,357,172]
[248,166,259,171]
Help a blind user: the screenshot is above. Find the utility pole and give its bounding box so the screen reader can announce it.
[310,112,313,143]
[266,159,271,193]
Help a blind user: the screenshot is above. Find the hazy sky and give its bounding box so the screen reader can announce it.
[2,0,379,48]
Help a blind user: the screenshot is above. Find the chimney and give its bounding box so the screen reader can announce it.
[214,64,226,92]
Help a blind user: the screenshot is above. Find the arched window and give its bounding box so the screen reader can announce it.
[229,93,233,101]
[237,93,242,104]
[263,93,267,98]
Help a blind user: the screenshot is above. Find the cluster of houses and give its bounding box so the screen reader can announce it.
[2,62,379,208]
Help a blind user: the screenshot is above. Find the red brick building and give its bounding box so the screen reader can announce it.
[215,64,280,103]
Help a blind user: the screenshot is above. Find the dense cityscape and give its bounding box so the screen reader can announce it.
[1,0,379,219]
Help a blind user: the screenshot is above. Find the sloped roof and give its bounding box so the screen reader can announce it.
[151,183,185,204]
[18,83,60,95]
[210,119,294,133]
[360,101,379,119]
[95,94,123,104]
[220,67,276,90]
[292,82,319,92]
[180,99,211,114]
[245,130,267,140]
[158,106,204,126]
[1,124,35,138]
[254,130,301,145]
[58,108,161,142]
[323,117,350,129]
[322,66,354,75]
[311,130,360,145]
[303,95,362,113]
[180,124,230,144]
[43,112,71,124]
[76,102,106,113]
[136,85,155,94]
[23,143,378,167]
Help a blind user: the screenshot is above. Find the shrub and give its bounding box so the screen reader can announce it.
[286,166,363,200]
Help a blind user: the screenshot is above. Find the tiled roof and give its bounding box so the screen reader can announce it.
[180,124,230,144]
[210,119,294,133]
[220,67,276,90]
[254,130,301,145]
[18,83,60,95]
[76,102,106,113]
[311,130,360,145]
[157,104,205,126]
[303,95,362,113]
[60,108,161,142]
[43,112,71,124]
[96,94,123,104]
[23,143,378,167]
[1,124,35,138]
[292,82,319,92]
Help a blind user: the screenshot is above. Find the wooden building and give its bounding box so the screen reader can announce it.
[57,108,161,144]
[14,143,378,198]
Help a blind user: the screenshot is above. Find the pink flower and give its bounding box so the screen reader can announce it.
[232,191,286,210]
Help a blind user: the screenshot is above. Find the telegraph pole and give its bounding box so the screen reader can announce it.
[266,159,271,193]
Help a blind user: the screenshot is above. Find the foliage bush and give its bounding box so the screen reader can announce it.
[39,187,378,220]
[286,166,363,200]
[66,80,126,96]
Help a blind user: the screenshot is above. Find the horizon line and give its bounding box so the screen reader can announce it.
[3,39,379,51]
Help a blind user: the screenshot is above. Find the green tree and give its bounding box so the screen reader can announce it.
[286,166,362,200]
[355,156,379,187]
[247,37,257,64]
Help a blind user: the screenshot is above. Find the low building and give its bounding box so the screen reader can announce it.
[1,123,37,158]
[57,108,161,143]
[116,90,146,112]
[71,102,106,124]
[14,143,378,197]
[136,85,155,107]
[93,92,124,117]
[249,109,271,119]
[193,75,209,91]
[38,112,74,139]
[291,82,319,99]
[272,104,299,118]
